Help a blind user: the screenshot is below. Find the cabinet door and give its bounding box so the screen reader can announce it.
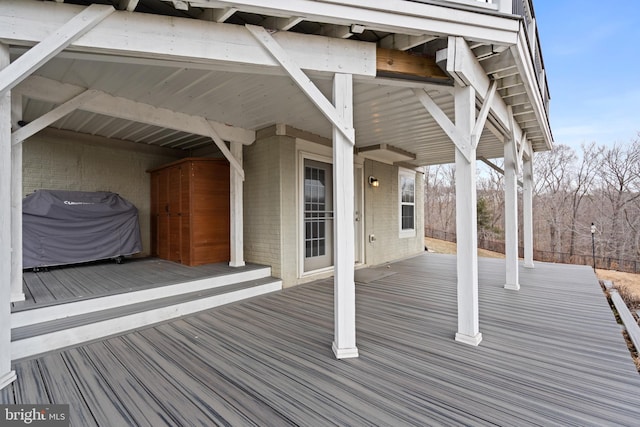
[167,165,183,263]
[153,165,183,263]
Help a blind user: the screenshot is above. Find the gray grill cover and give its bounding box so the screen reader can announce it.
[23,190,142,269]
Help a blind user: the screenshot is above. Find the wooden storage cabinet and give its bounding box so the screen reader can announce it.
[149,158,230,266]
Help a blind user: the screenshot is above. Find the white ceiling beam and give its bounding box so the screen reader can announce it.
[277,16,304,31]
[246,24,355,144]
[0,4,114,97]
[11,89,100,145]
[117,0,139,11]
[379,34,437,51]
[413,88,472,163]
[16,75,256,145]
[440,36,527,148]
[318,24,353,39]
[179,0,519,44]
[0,1,375,77]
[212,7,238,23]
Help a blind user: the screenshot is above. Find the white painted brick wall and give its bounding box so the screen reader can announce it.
[243,135,284,278]
[22,132,180,256]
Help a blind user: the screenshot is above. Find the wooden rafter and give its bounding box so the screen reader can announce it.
[376,48,450,84]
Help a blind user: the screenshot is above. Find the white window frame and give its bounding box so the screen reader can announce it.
[398,168,416,238]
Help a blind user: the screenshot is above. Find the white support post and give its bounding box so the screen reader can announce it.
[504,136,520,290]
[11,92,25,302]
[331,73,358,359]
[523,153,534,268]
[0,42,17,390]
[229,141,245,268]
[454,83,482,347]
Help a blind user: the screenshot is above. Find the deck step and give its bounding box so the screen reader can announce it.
[12,265,273,328]
[11,276,282,361]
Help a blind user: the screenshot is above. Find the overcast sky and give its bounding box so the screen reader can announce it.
[534,1,640,149]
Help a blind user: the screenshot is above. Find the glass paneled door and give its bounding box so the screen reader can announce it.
[303,159,333,271]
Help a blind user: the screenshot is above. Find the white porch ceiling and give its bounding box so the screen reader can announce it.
[18,54,503,166]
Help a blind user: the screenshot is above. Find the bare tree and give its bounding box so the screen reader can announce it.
[424,164,456,234]
[597,139,640,262]
[533,144,576,253]
[567,142,603,257]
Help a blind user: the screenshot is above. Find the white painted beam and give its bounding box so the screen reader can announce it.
[453,82,482,347]
[504,136,520,290]
[379,34,437,51]
[16,76,255,145]
[229,141,245,267]
[523,153,534,268]
[0,1,375,77]
[213,7,238,23]
[11,89,100,145]
[118,0,139,11]
[441,37,529,150]
[247,24,355,145]
[10,93,24,303]
[261,16,304,31]
[413,88,472,163]
[181,0,520,44]
[0,4,114,96]
[332,73,358,359]
[318,24,353,39]
[0,42,17,390]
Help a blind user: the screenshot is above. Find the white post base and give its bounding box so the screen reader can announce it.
[504,283,521,291]
[0,370,16,390]
[11,291,25,302]
[332,341,359,359]
[455,332,483,346]
[524,262,534,269]
[228,261,246,268]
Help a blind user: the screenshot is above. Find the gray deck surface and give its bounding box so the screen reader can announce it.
[13,258,267,312]
[3,253,639,426]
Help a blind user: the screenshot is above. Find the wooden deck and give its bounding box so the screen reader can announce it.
[2,253,639,426]
[13,258,268,312]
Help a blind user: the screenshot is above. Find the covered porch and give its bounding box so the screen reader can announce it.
[2,253,638,425]
[1,0,553,388]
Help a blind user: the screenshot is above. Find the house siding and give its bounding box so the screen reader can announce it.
[245,135,424,288]
[364,159,425,266]
[22,131,180,256]
[243,134,297,285]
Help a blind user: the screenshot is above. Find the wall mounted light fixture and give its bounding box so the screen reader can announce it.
[368,176,379,187]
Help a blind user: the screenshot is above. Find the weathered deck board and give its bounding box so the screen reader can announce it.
[3,253,640,426]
